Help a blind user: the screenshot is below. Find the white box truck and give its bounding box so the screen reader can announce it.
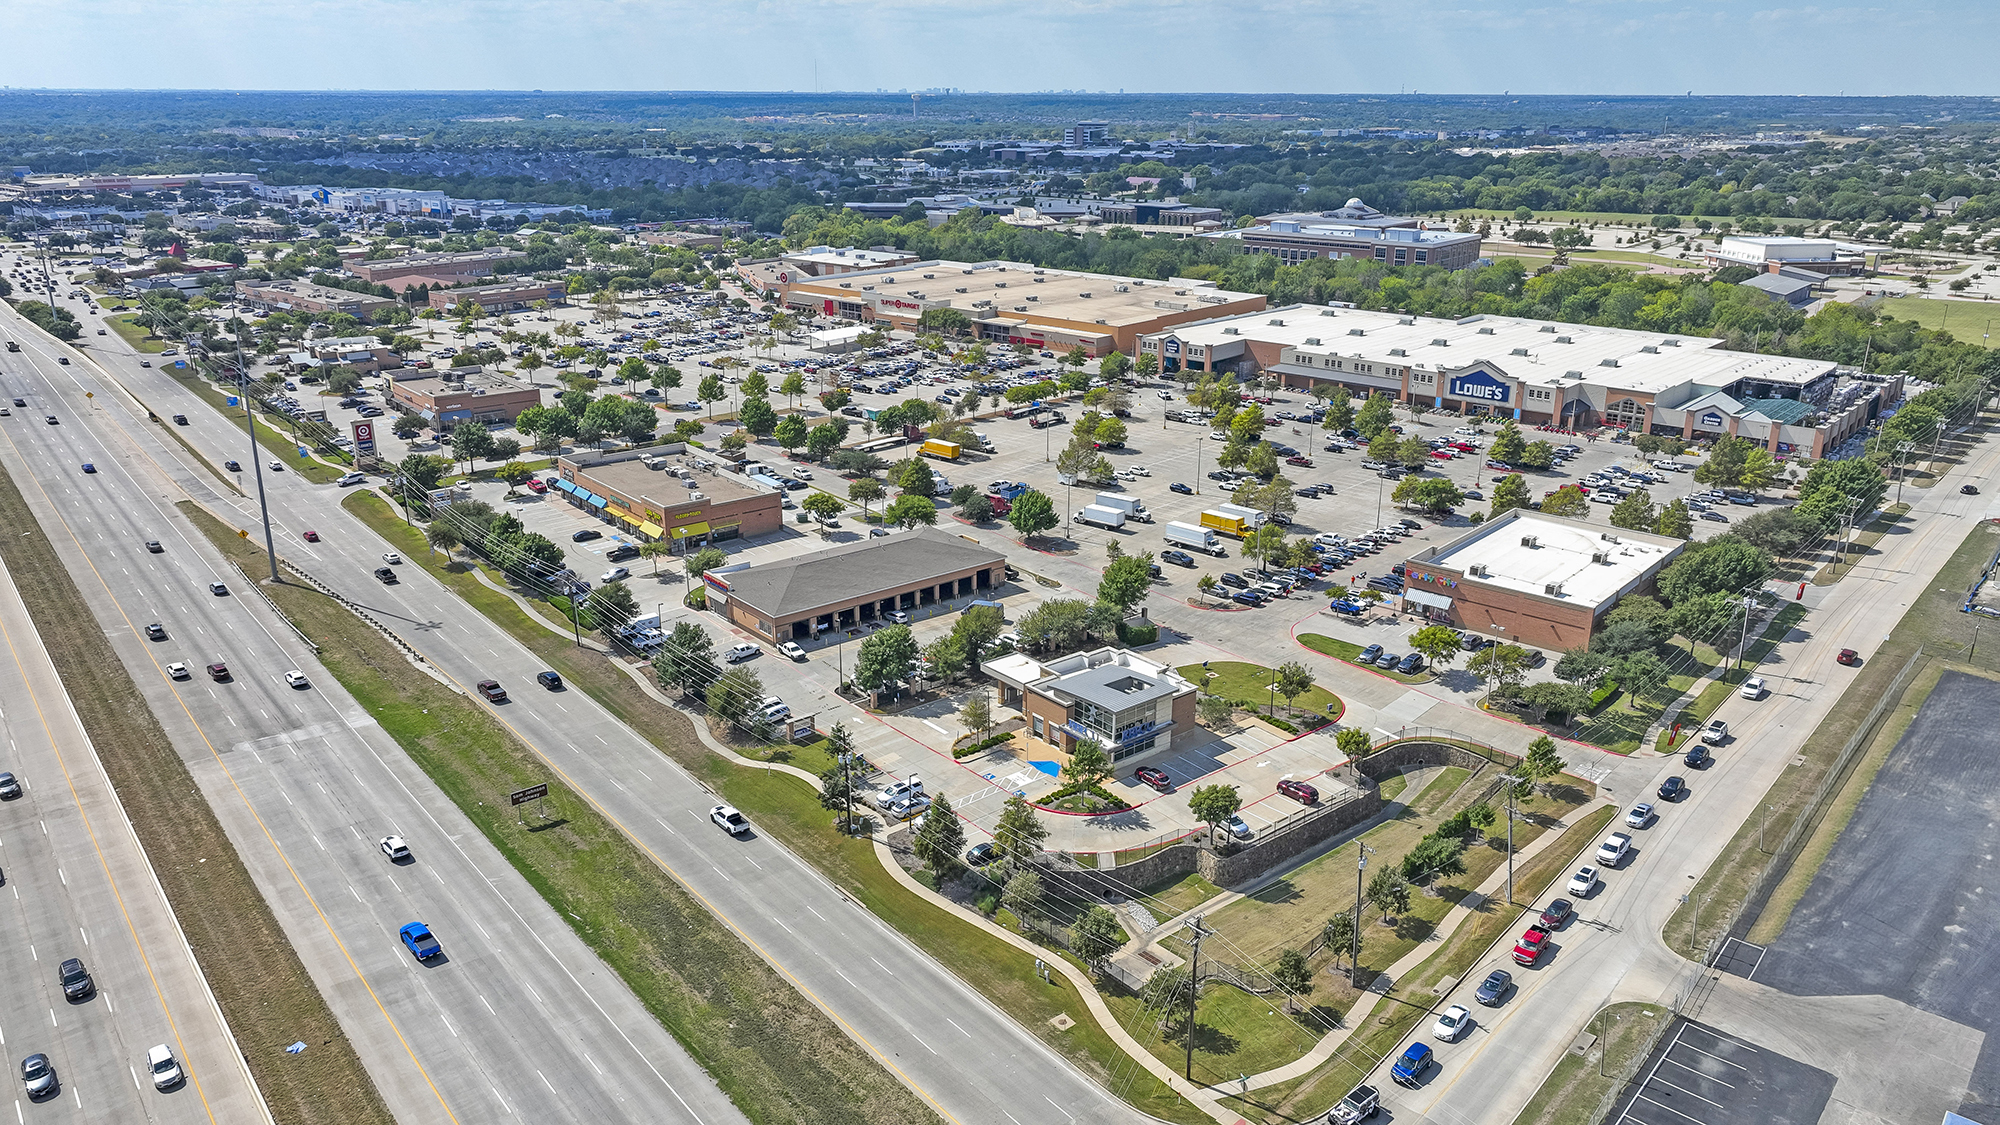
[1076,504,1127,530]
[1214,502,1268,529]
[1163,521,1228,556]
[1093,492,1153,522]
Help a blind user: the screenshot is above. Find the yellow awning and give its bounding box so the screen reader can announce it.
[672,522,711,539]
[637,521,664,538]
[604,504,636,521]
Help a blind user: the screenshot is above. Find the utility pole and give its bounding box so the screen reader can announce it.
[1893,440,1916,505]
[1833,495,1863,577]
[1734,587,1757,673]
[1505,783,1517,905]
[222,334,280,583]
[1182,914,1212,1080]
[1352,843,1371,981]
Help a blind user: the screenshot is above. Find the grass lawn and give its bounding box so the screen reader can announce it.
[1100,974,1334,1091]
[170,372,343,483]
[1507,1001,1670,1125]
[1665,604,1810,747]
[1220,804,1616,1123]
[1375,772,1409,804]
[1664,520,2000,957]
[1409,766,1472,816]
[1179,660,1347,721]
[1813,505,1912,585]
[103,312,166,352]
[1876,296,2000,348]
[1137,870,1228,923]
[1294,634,1435,684]
[338,490,1214,1125]
[187,502,945,1125]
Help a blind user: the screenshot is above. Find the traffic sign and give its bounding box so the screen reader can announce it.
[509,784,550,806]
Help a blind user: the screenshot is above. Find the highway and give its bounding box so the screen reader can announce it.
[0,289,1155,1121]
[0,303,753,1125]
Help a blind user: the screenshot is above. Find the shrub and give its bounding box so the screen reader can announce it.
[1035,781,1132,811]
[953,732,1014,759]
[1115,620,1159,646]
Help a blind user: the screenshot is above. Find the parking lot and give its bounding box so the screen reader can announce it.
[1610,1020,1834,1125]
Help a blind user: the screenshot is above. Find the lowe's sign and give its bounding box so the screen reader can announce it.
[1448,370,1511,404]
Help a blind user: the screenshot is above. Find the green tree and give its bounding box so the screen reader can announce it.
[705,665,764,723]
[959,692,993,740]
[847,476,885,519]
[957,493,995,522]
[1468,643,1533,703]
[1489,472,1531,518]
[1062,739,1112,789]
[588,579,639,628]
[1609,488,1657,531]
[854,624,921,693]
[1613,651,1668,710]
[1143,965,1195,1042]
[424,521,461,559]
[684,546,728,580]
[1654,498,1695,539]
[1739,448,1779,492]
[1008,489,1058,540]
[1354,393,1396,440]
[1488,421,1527,464]
[1272,948,1315,1014]
[1002,867,1044,919]
[993,794,1048,869]
[741,371,770,400]
[1407,624,1465,670]
[1321,912,1358,980]
[697,373,725,418]
[801,491,844,527]
[449,419,493,473]
[1392,476,1465,515]
[1366,868,1411,924]
[1656,537,1772,605]
[778,370,807,407]
[1366,430,1402,463]
[1396,434,1433,470]
[1069,907,1124,972]
[1334,727,1373,760]
[884,493,939,529]
[1321,393,1355,434]
[392,412,426,440]
[922,634,969,685]
[738,395,777,436]
[1097,553,1155,612]
[1694,435,1751,488]
[1555,648,1610,687]
[912,792,967,882]
[1187,784,1242,843]
[1513,734,1568,796]
[1274,660,1315,712]
[1401,834,1468,884]
[652,621,719,695]
[1540,485,1589,518]
[806,421,846,461]
[396,452,449,492]
[773,414,808,453]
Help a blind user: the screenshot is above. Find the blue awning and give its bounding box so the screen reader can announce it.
[551,478,577,494]
[575,489,600,504]
[587,494,608,508]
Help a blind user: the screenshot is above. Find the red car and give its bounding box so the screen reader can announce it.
[1285,456,1314,468]
[1449,441,1477,453]
[1133,766,1172,792]
[302,530,320,542]
[1276,779,1319,804]
[1429,450,1455,461]
[1512,925,1550,965]
[1538,898,1573,929]
[526,478,548,494]
[1837,648,1861,666]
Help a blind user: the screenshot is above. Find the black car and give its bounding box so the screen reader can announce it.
[572,529,603,542]
[1658,776,1687,801]
[1161,550,1197,567]
[1473,969,1513,1007]
[1230,590,1265,606]
[144,623,166,641]
[58,958,92,1001]
[374,566,398,583]
[1963,484,1980,495]
[606,544,641,562]
[965,842,998,867]
[1169,482,1194,495]
[8,399,21,408]
[172,414,188,425]
[224,460,241,472]
[1219,572,1249,589]
[1684,744,1711,769]
[536,670,564,690]
[1395,652,1427,675]
[1207,470,1233,481]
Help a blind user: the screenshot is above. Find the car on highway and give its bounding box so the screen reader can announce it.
[44,416,56,425]
[572,529,602,542]
[536,670,564,690]
[710,804,751,835]
[379,835,411,862]
[302,529,320,542]
[224,460,240,472]
[1963,484,1981,495]
[283,670,309,689]
[382,552,402,565]
[206,662,230,681]
[1432,1004,1472,1042]
[1473,968,1513,1006]
[81,462,95,473]
[146,1044,184,1091]
[1539,898,1573,929]
[1658,776,1687,801]
[965,842,998,867]
[1625,802,1655,828]
[1389,1042,1433,1088]
[1134,766,1172,792]
[1512,925,1550,965]
[58,957,93,1000]
[8,399,21,408]
[144,622,167,640]
[1597,833,1632,866]
[1700,718,1728,744]
[1567,866,1600,897]
[1685,743,1711,769]
[1740,676,1766,699]
[1837,648,1861,666]
[476,680,507,702]
[1169,482,1194,495]
[167,663,189,680]
[209,581,228,596]
[1276,779,1319,804]
[1328,1084,1379,1123]
[268,461,284,472]
[399,921,442,961]
[20,1053,56,1100]
[145,540,162,552]
[374,566,398,583]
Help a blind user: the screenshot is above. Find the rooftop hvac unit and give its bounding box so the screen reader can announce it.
[1431,338,1450,347]
[955,287,967,293]
[1398,317,1415,325]
[995,281,1007,288]
[1511,347,1530,356]
[1468,564,1489,577]
[1539,324,1558,333]
[1544,582,1564,596]
[1114,285,1128,292]
[1477,326,1496,335]
[1600,532,1620,542]
[1662,338,1680,346]
[1304,337,1322,346]
[1640,345,1659,354]
[1348,328,1366,336]
[923,273,935,279]
[1599,358,1619,367]
[1591,552,1608,564]
[1520,535,1539,548]
[1269,318,1286,326]
[1078,291,1093,298]
[1222,327,1239,335]
[1034,276,1047,283]
[1319,308,1338,316]
[1555,335,1573,344]
[1388,348,1407,357]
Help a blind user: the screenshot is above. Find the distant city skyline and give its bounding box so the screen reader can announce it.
[2,1,1996,97]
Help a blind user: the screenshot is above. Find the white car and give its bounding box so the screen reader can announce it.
[1568,866,1600,897]
[778,641,807,661]
[1740,676,1766,699]
[1129,466,1150,476]
[1596,833,1632,866]
[1700,718,1729,744]
[382,552,402,565]
[145,1044,183,1091]
[283,670,310,689]
[602,566,631,582]
[1432,1004,1472,1042]
[888,795,931,820]
[886,610,910,624]
[379,835,411,861]
[1625,802,1655,829]
[709,804,750,835]
[167,662,190,680]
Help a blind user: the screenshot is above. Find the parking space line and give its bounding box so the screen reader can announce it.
[1673,1041,1752,1070]
[1630,1092,1709,1125]
[1663,1056,1735,1087]
[1646,1074,1724,1107]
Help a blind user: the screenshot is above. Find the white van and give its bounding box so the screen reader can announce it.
[725,643,759,663]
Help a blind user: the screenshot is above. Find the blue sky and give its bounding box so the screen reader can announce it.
[1,0,1995,95]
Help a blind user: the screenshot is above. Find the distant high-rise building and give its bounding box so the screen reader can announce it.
[1064,121,1110,146]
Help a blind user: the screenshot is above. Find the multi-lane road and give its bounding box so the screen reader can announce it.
[0,292,1153,1122]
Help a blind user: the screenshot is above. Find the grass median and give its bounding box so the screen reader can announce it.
[1508,1001,1669,1125]
[0,468,394,1125]
[186,500,943,1125]
[337,489,1214,1124]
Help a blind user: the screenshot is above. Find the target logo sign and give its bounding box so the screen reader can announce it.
[352,420,377,455]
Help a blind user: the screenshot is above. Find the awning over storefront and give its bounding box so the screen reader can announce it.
[672,522,711,539]
[604,504,636,522]
[637,521,665,538]
[587,494,607,509]
[1403,589,1453,611]
[550,478,578,494]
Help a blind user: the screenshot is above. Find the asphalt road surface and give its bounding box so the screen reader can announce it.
[1,301,1150,1121]
[0,308,753,1125]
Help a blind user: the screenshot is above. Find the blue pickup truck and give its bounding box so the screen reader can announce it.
[399,922,443,961]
